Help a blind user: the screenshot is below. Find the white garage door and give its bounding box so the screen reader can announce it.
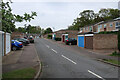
[6,33,11,54]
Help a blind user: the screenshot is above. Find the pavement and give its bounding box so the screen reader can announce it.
[35,38,119,79]
[48,39,119,61]
[2,44,40,73]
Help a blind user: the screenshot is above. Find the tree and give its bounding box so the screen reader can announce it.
[1,1,37,33]
[108,9,120,19]
[68,8,120,30]
[44,27,53,34]
[18,27,25,33]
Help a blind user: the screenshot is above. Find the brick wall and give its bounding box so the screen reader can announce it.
[68,33,78,39]
[93,34,118,50]
[11,32,23,39]
[56,33,62,38]
[55,30,78,39]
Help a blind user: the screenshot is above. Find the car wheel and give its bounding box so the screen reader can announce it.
[12,46,17,51]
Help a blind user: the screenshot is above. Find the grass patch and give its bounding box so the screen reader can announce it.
[103,59,120,66]
[2,67,36,79]
[110,51,120,57]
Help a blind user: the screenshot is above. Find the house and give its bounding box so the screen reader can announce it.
[77,32,118,50]
[54,29,78,38]
[79,17,120,33]
[79,25,97,33]
[77,17,119,50]
[53,29,79,42]
[96,18,120,32]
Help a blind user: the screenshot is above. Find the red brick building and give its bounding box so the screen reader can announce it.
[79,17,120,33]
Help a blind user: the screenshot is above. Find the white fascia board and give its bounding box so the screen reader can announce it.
[62,34,68,35]
[78,35,84,36]
[85,34,94,36]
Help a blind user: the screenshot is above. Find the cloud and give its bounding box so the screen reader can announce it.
[11,2,118,31]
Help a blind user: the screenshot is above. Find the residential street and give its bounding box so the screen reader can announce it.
[35,38,119,79]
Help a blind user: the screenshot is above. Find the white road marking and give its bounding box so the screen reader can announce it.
[46,45,50,48]
[51,49,58,53]
[61,55,77,64]
[88,70,105,80]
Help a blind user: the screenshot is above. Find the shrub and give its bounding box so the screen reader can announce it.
[99,31,118,34]
[112,51,118,55]
[47,35,52,39]
[55,37,61,41]
[110,51,120,56]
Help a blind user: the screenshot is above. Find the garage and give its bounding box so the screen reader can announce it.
[85,34,93,49]
[78,35,85,48]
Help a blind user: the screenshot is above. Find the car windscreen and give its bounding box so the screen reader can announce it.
[29,37,33,39]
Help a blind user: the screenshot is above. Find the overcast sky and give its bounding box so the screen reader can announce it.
[9,0,120,31]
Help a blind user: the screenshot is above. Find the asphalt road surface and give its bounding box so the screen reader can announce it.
[34,38,119,80]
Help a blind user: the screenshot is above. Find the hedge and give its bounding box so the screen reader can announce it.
[55,37,61,41]
[98,31,118,34]
[47,35,52,39]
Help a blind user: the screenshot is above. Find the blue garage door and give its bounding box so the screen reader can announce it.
[78,36,84,48]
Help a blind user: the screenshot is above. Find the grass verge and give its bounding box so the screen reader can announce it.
[103,59,120,66]
[2,67,36,79]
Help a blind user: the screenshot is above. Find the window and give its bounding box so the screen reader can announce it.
[80,28,83,31]
[104,24,107,28]
[110,23,113,27]
[87,27,88,31]
[98,25,102,32]
[89,26,92,32]
[116,22,119,27]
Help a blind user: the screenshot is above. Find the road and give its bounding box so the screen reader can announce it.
[34,38,119,79]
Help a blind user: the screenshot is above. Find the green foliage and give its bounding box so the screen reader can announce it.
[2,68,36,78]
[110,51,120,56]
[98,31,118,34]
[44,28,53,34]
[17,25,41,34]
[55,37,61,41]
[1,1,37,33]
[69,8,120,30]
[47,35,52,39]
[103,59,120,65]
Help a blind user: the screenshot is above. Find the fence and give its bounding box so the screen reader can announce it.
[0,31,11,56]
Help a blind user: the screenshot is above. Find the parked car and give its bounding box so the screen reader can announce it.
[11,40,23,51]
[24,36,28,39]
[65,38,77,45]
[14,38,29,46]
[28,37,34,43]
